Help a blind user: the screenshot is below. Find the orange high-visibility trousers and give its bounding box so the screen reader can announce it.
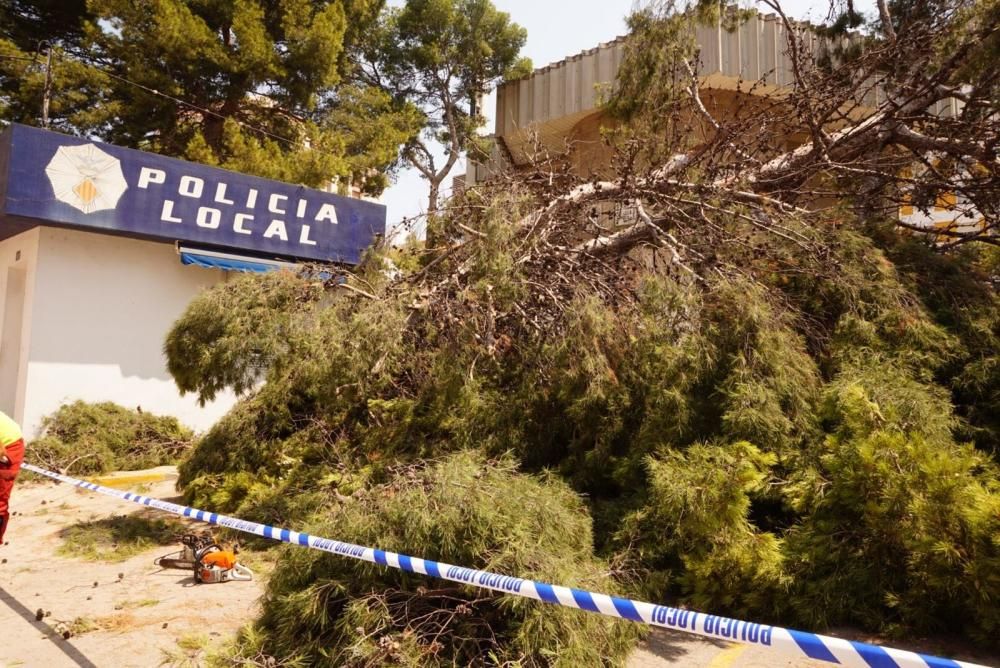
[0,439,25,543]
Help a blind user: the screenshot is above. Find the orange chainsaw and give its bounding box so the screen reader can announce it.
[155,532,253,583]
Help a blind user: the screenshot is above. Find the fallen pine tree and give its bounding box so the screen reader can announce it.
[166,0,1000,663]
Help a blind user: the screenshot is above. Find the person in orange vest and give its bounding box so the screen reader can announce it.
[0,411,25,543]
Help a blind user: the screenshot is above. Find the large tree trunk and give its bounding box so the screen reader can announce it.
[425,179,441,247]
[427,181,440,216]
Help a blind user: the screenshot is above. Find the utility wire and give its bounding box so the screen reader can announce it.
[31,47,317,152]
[87,62,310,150]
[4,46,353,168]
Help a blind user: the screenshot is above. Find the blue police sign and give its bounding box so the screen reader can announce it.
[0,123,385,264]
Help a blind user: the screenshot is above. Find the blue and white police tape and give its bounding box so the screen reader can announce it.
[22,462,991,668]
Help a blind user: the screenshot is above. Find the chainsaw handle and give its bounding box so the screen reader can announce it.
[193,543,224,564]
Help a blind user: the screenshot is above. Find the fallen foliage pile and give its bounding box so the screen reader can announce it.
[227,452,638,666]
[166,0,1000,663]
[30,401,194,475]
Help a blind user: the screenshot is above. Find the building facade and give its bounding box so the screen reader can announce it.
[0,226,233,435]
[467,12,970,237]
[0,124,385,437]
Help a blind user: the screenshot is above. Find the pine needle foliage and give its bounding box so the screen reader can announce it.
[785,359,1000,643]
[617,442,786,618]
[30,401,193,474]
[0,0,424,191]
[164,1,1000,655]
[229,452,639,667]
[167,216,1000,652]
[165,271,327,403]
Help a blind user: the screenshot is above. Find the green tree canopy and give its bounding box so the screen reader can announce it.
[0,0,422,191]
[358,0,530,221]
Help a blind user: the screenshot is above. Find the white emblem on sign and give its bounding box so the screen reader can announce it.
[45,144,128,214]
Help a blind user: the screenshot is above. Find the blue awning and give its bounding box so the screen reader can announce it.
[178,246,298,274]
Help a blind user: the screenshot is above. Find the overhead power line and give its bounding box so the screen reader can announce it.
[26,47,322,154]
[88,63,308,150]
[5,46,355,173]
[80,62,310,152]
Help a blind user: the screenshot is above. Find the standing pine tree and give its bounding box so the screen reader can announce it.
[357,0,531,238]
[0,0,423,191]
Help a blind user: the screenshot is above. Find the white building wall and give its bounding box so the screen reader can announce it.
[19,227,237,437]
[0,228,40,423]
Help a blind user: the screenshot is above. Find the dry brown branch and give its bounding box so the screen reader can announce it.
[337,282,379,300]
[399,0,998,347]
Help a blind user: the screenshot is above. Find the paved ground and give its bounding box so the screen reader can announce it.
[630,625,998,668]
[628,628,829,668]
[1,469,996,667]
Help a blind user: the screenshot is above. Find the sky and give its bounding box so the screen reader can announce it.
[377,0,873,237]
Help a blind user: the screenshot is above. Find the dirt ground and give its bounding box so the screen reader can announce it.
[1,468,995,668]
[0,469,263,667]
